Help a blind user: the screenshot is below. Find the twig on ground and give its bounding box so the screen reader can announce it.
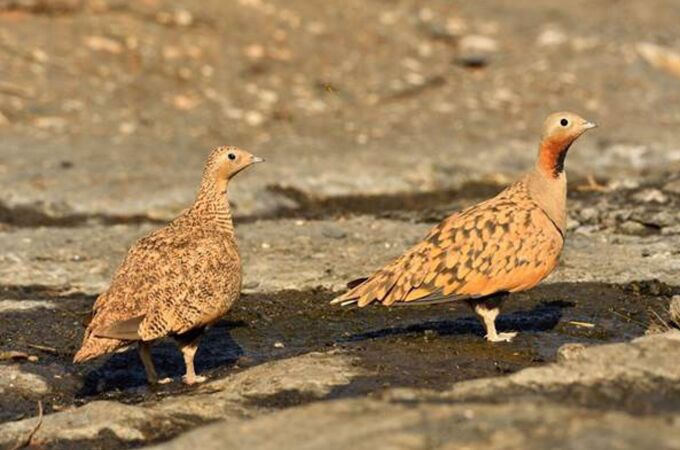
[25,343,58,354]
[11,400,43,450]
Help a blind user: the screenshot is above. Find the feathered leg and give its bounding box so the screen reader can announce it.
[467,295,517,342]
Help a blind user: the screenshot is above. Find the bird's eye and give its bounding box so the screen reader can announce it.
[560,118,569,127]
[228,153,236,161]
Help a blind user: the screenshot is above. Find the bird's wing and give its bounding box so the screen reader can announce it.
[87,230,240,341]
[93,315,144,340]
[332,182,563,307]
[136,235,242,340]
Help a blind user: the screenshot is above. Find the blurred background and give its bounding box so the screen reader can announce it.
[2,1,680,449]
[0,0,679,222]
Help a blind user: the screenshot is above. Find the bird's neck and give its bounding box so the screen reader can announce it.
[536,138,572,179]
[529,139,569,236]
[190,176,234,236]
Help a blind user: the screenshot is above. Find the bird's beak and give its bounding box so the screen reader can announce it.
[582,121,598,130]
[251,156,265,163]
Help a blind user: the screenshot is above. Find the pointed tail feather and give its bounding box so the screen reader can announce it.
[73,334,127,363]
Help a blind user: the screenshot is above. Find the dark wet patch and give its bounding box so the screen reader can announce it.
[0,281,675,428]
[0,201,166,228]
[241,181,505,224]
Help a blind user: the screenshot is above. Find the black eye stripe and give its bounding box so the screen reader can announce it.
[228,153,236,160]
[560,118,569,126]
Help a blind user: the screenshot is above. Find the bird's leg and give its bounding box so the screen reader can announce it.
[138,342,172,384]
[468,296,517,343]
[176,330,206,385]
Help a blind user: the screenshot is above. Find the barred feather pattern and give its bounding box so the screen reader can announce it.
[74,147,244,362]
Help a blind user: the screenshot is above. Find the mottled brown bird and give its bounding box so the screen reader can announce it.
[74,146,263,384]
[332,112,596,342]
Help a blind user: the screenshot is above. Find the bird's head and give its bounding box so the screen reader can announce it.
[536,111,597,177]
[205,146,264,181]
[541,112,597,145]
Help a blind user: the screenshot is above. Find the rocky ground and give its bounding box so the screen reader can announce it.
[1,0,680,449]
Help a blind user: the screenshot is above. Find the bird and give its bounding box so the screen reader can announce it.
[332,112,597,342]
[74,146,264,385]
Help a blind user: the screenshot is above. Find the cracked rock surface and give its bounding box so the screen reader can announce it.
[1,0,680,449]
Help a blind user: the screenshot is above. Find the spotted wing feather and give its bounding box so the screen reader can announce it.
[332,180,563,307]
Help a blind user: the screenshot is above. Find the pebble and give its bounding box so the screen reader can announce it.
[661,225,680,235]
[574,225,599,235]
[647,211,677,227]
[631,188,668,204]
[556,343,587,362]
[578,207,599,223]
[243,281,260,290]
[85,36,123,54]
[619,220,647,235]
[455,35,498,68]
[662,179,680,195]
[537,27,567,47]
[321,226,347,240]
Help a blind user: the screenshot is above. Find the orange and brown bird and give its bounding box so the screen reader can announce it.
[332,112,597,342]
[74,146,263,384]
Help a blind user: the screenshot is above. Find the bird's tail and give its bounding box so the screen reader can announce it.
[73,333,125,363]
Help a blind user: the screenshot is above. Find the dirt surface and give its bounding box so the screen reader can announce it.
[1,0,680,448]
[0,281,675,425]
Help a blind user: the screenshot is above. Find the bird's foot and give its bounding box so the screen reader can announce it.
[182,374,207,385]
[148,376,173,386]
[485,331,518,343]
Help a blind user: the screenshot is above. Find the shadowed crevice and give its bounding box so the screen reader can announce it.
[0,201,166,228]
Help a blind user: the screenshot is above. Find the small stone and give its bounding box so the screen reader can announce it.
[245,111,265,126]
[455,35,498,68]
[566,218,580,231]
[174,9,194,27]
[172,95,199,111]
[0,365,50,394]
[273,341,285,348]
[557,343,587,362]
[245,44,265,60]
[574,224,599,235]
[537,27,567,47]
[321,226,347,240]
[459,34,498,53]
[661,225,680,235]
[31,48,49,63]
[85,36,123,54]
[579,207,599,222]
[632,188,668,204]
[405,72,425,86]
[424,329,438,338]
[119,122,137,135]
[243,281,260,289]
[662,179,680,195]
[647,211,676,227]
[33,116,67,131]
[619,220,647,235]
